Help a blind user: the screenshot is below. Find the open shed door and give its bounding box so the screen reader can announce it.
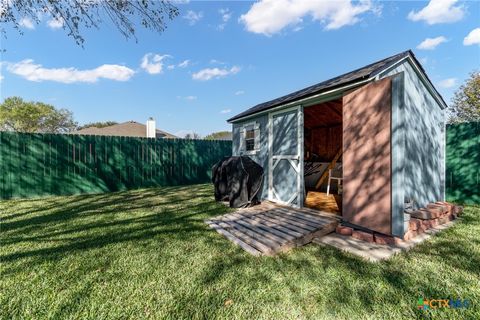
[342,78,392,235]
[268,106,304,207]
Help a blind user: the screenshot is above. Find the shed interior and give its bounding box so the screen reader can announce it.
[303,98,343,214]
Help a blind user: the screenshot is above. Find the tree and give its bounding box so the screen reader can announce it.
[204,131,232,140]
[77,121,118,130]
[0,96,77,133]
[447,71,480,123]
[184,132,201,139]
[1,1,179,46]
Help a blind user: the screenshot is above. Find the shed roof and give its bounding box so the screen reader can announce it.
[228,50,446,122]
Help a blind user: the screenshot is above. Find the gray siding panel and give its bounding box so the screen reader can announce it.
[272,159,298,203]
[232,115,269,200]
[380,60,445,213]
[391,72,405,237]
[272,110,298,155]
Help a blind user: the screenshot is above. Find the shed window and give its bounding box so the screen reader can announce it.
[245,127,255,151]
[240,122,260,154]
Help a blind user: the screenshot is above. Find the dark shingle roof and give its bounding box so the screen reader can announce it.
[228,50,444,122]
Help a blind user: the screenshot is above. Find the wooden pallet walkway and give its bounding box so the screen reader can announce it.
[205,202,340,256]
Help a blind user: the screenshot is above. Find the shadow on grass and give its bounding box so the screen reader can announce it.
[1,189,478,319]
[0,184,232,273]
[174,205,480,318]
[1,185,215,232]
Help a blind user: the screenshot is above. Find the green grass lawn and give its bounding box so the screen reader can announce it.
[1,184,479,319]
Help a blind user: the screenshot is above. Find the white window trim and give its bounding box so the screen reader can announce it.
[240,121,260,155]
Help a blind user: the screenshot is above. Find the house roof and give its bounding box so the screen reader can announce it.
[72,121,177,138]
[228,50,447,123]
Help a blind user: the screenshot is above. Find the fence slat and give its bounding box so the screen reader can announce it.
[446,122,480,204]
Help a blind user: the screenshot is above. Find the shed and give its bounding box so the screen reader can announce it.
[227,50,447,238]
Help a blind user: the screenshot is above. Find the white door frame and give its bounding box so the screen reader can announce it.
[267,105,304,207]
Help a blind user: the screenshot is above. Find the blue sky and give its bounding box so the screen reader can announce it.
[1,0,479,137]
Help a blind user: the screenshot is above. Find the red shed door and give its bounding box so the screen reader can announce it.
[342,77,392,235]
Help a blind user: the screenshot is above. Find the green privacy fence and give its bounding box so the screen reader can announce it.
[446,122,479,204]
[0,132,232,199]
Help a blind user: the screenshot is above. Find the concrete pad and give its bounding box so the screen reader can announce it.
[313,220,457,262]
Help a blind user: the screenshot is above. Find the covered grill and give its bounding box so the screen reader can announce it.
[212,156,264,208]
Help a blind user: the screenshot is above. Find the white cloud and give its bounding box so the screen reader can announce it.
[7,59,134,83]
[239,0,379,36]
[177,95,197,101]
[235,90,245,95]
[218,8,232,30]
[438,78,457,89]
[19,17,35,29]
[47,17,64,29]
[167,65,175,70]
[463,28,480,46]
[178,59,191,68]
[0,74,3,82]
[416,36,447,50]
[140,53,171,74]
[220,109,232,114]
[408,0,464,25]
[183,10,203,25]
[192,66,240,81]
[210,59,226,65]
[220,8,232,23]
[293,26,303,32]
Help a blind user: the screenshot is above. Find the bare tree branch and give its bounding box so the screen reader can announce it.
[1,0,179,46]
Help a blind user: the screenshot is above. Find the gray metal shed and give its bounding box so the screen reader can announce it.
[228,50,447,238]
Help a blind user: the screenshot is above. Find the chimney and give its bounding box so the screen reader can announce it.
[146,117,156,138]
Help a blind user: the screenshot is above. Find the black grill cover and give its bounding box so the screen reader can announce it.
[212,156,264,208]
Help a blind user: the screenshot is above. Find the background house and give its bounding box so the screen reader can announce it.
[72,118,177,139]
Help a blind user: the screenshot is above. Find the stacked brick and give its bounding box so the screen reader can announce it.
[405,202,462,240]
[335,202,464,245]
